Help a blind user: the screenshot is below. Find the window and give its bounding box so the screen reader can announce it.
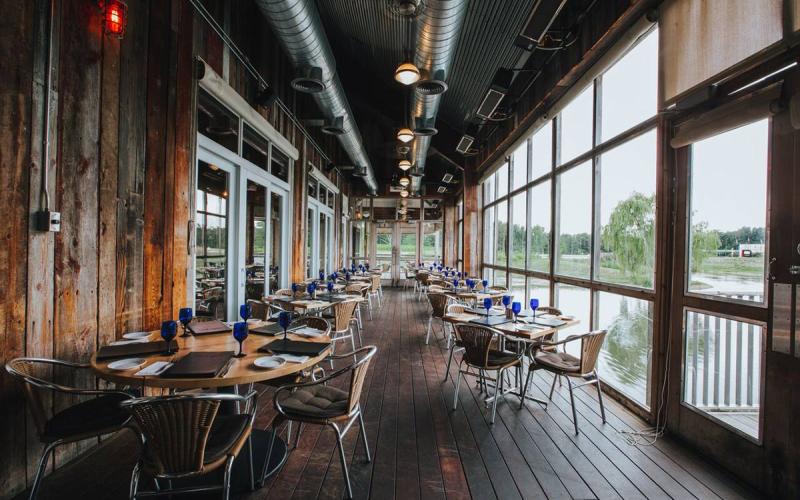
[527,277,550,307]
[511,142,528,191]
[558,85,594,164]
[271,148,290,182]
[422,222,443,261]
[496,163,509,198]
[527,181,550,273]
[242,125,269,172]
[509,193,526,269]
[598,130,657,288]
[555,284,591,357]
[197,89,239,153]
[556,161,592,278]
[687,120,768,303]
[683,310,762,438]
[600,29,658,140]
[457,200,464,269]
[596,292,653,407]
[494,201,507,267]
[194,161,229,320]
[531,121,553,179]
[484,174,496,205]
[509,273,526,302]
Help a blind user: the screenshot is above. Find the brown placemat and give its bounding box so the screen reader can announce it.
[96,340,178,360]
[187,319,231,335]
[160,351,234,378]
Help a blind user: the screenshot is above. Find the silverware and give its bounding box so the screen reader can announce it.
[218,358,234,378]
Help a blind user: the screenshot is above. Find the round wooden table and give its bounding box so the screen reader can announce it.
[90,323,332,491]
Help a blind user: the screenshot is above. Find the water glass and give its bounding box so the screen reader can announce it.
[233,321,248,357]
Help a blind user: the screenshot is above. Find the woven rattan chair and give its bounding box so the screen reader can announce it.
[452,324,523,423]
[344,282,369,327]
[270,346,376,499]
[522,330,608,435]
[122,391,258,499]
[328,300,359,364]
[5,358,135,500]
[415,271,430,300]
[367,274,382,310]
[425,293,451,345]
[443,303,469,381]
[247,299,270,320]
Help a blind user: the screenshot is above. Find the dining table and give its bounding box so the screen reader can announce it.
[90,320,332,491]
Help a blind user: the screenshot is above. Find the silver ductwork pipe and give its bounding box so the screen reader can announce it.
[410,0,467,194]
[255,0,378,194]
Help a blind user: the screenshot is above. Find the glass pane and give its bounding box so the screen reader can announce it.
[494,201,508,267]
[483,205,495,266]
[242,125,269,172]
[271,148,290,182]
[308,179,317,200]
[555,284,591,357]
[484,267,494,284]
[194,161,228,320]
[306,208,313,277]
[496,163,509,198]
[509,193,526,269]
[269,192,283,292]
[245,181,267,301]
[327,189,335,209]
[351,221,366,260]
[527,277,550,308]
[375,227,393,277]
[511,141,528,191]
[556,161,591,278]
[509,273,526,303]
[601,29,658,141]
[532,121,553,179]
[400,227,417,264]
[457,221,463,261]
[687,120,768,303]
[683,310,762,438]
[197,89,239,153]
[559,84,594,164]
[528,181,551,273]
[484,175,495,205]
[319,212,328,275]
[598,130,657,288]
[423,222,443,262]
[493,269,507,289]
[596,292,653,408]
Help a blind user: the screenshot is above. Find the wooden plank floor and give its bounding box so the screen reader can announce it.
[21,288,761,500]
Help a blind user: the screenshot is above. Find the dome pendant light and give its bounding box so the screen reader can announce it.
[400,189,409,198]
[394,62,420,85]
[398,159,412,171]
[399,176,410,187]
[397,128,414,143]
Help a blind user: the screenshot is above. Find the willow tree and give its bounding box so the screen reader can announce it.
[601,192,655,284]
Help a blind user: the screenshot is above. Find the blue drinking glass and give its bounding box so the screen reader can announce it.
[482,279,489,290]
[346,271,351,281]
[530,298,540,317]
[308,282,316,298]
[502,295,511,308]
[178,307,193,337]
[453,278,459,288]
[511,301,521,323]
[291,282,298,295]
[365,262,370,270]
[161,320,177,355]
[483,297,492,315]
[233,321,248,358]
[239,303,252,321]
[278,310,291,340]
[327,281,335,293]
[319,270,325,281]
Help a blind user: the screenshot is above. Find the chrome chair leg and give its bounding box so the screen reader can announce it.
[247,435,255,491]
[520,367,532,409]
[331,424,353,499]
[128,460,142,500]
[595,371,607,424]
[491,367,505,424]
[567,378,579,435]
[425,317,433,344]
[222,455,235,500]
[444,346,455,381]
[452,364,463,410]
[549,373,559,400]
[30,441,58,500]
[357,410,371,462]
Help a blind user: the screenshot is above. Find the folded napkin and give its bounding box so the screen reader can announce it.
[294,327,325,338]
[135,361,173,376]
[109,339,149,346]
[278,353,310,363]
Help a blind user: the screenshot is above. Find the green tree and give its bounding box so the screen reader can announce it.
[690,221,720,273]
[600,192,655,282]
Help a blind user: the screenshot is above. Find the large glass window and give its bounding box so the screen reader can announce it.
[527,181,550,273]
[558,85,594,164]
[483,206,496,266]
[422,222,443,262]
[494,201,507,267]
[556,161,592,278]
[687,120,768,303]
[555,284,591,357]
[194,161,229,320]
[245,181,267,301]
[509,193,526,269]
[531,121,553,179]
[598,130,657,288]
[496,163,509,198]
[527,277,550,307]
[511,142,528,191]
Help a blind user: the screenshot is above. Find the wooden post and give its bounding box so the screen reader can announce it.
[462,164,481,276]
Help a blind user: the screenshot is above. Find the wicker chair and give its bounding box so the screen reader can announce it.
[403,267,416,291]
[415,271,430,300]
[451,324,523,423]
[247,299,270,320]
[271,346,377,499]
[443,303,468,381]
[328,300,359,363]
[5,358,135,500]
[367,274,382,311]
[425,293,451,345]
[122,391,258,499]
[344,282,369,327]
[522,330,608,435]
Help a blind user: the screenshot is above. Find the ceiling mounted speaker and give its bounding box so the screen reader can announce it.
[455,134,474,154]
[291,66,325,93]
[413,117,438,136]
[255,87,278,108]
[321,116,346,135]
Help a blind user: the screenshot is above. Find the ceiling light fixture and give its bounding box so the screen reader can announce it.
[400,190,409,198]
[399,176,410,187]
[395,62,420,85]
[398,159,412,171]
[397,128,414,143]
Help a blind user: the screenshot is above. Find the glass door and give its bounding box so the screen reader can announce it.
[398,224,418,271]
[375,225,394,280]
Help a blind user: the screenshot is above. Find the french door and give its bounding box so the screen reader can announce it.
[370,222,419,283]
[194,136,291,320]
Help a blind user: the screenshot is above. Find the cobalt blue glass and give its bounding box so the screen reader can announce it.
[161,320,177,355]
[178,307,193,337]
[365,262,370,270]
[239,303,251,321]
[483,297,492,315]
[278,310,291,340]
[346,272,351,281]
[530,298,540,316]
[291,282,298,295]
[319,270,325,281]
[502,295,511,308]
[482,279,489,290]
[512,301,521,323]
[453,278,459,288]
[327,281,335,293]
[233,321,248,357]
[308,282,316,298]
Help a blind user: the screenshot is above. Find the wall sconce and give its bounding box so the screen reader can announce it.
[102,0,128,39]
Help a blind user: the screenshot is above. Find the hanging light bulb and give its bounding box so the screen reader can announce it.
[400,189,409,198]
[397,128,414,143]
[398,159,412,171]
[394,62,420,85]
[399,176,410,187]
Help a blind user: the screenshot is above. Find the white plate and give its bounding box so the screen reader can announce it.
[253,356,286,370]
[108,358,147,371]
[560,315,575,320]
[122,331,150,340]
[109,339,149,346]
